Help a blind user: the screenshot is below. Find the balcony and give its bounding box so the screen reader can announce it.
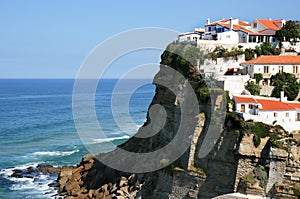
[293,73,300,78]
[263,73,271,78]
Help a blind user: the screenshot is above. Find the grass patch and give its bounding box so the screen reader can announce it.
[241,173,256,185]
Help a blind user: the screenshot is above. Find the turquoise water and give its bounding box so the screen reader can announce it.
[0,79,155,198]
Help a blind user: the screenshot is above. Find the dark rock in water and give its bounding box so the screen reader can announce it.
[48,181,59,188]
[10,167,39,178]
[10,169,23,178]
[37,164,63,174]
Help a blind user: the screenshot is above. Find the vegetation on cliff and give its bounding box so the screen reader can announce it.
[56,42,300,199]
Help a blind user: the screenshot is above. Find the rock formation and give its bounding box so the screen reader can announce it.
[55,43,300,199]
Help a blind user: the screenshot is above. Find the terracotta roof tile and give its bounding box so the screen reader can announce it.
[257,19,282,31]
[241,56,300,65]
[218,23,255,34]
[256,99,295,111]
[234,95,300,111]
[233,96,257,103]
[287,103,300,109]
[239,21,251,26]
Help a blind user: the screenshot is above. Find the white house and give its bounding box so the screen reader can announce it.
[216,75,250,96]
[178,28,205,43]
[204,17,251,44]
[233,93,300,133]
[204,17,285,44]
[179,17,286,45]
[240,55,300,84]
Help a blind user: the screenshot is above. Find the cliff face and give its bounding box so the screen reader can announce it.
[57,43,300,199]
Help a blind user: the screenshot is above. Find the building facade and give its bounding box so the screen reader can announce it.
[233,93,300,133]
[178,17,286,45]
[240,56,300,84]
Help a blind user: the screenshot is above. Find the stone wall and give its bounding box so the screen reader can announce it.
[259,85,274,96]
[266,148,288,195]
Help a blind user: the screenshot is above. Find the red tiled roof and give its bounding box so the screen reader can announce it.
[257,19,283,31]
[206,19,230,26]
[239,21,251,26]
[256,99,295,111]
[233,95,300,111]
[287,103,300,109]
[239,27,254,34]
[241,56,300,65]
[233,96,257,103]
[205,22,218,26]
[218,23,258,35]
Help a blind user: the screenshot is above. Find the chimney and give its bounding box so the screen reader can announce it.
[280,91,287,102]
[207,18,210,25]
[229,17,233,31]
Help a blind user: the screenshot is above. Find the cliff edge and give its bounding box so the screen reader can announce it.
[57,43,300,199]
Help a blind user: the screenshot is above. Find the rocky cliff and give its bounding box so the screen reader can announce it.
[57,43,300,199]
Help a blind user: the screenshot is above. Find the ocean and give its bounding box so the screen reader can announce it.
[0,79,155,198]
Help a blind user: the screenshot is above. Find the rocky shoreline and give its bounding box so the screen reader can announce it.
[9,43,300,199]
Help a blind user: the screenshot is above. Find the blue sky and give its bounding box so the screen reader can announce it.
[0,0,299,78]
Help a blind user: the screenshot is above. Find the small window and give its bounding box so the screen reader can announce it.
[293,65,298,73]
[264,66,269,74]
[241,104,245,113]
[286,112,289,117]
[253,22,257,29]
[249,104,254,109]
[279,66,284,73]
[274,112,277,117]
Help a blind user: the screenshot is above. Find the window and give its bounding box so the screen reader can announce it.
[208,27,211,31]
[286,112,289,117]
[253,22,257,29]
[264,66,269,74]
[297,113,300,121]
[241,104,245,113]
[274,112,277,117]
[293,65,298,73]
[279,66,284,73]
[187,37,190,40]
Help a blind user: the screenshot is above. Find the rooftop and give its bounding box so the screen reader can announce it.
[233,95,300,111]
[256,19,283,31]
[241,56,300,65]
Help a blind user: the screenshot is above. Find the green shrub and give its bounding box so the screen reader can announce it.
[254,165,268,188]
[253,133,261,147]
[252,122,269,138]
[241,173,256,185]
[254,73,263,84]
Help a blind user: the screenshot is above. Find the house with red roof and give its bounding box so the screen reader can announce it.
[233,93,300,132]
[240,55,300,84]
[178,17,286,45]
[204,18,285,44]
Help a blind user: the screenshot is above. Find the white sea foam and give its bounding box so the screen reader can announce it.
[0,162,58,197]
[32,149,79,157]
[0,162,40,177]
[92,135,130,143]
